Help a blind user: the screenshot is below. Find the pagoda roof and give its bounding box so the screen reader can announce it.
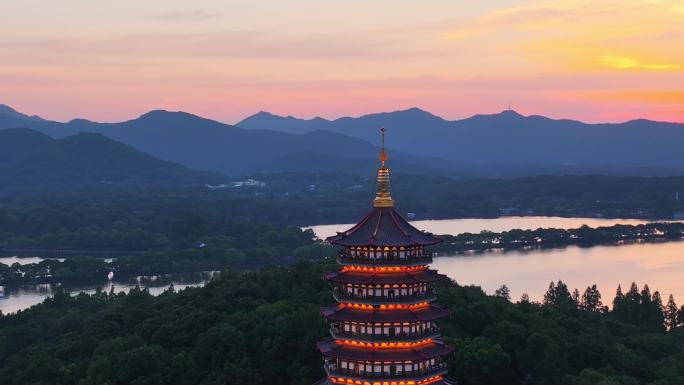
[321,304,449,323]
[324,269,446,285]
[317,339,454,361]
[326,207,442,247]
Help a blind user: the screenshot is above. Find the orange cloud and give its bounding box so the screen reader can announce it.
[600,55,680,71]
[580,90,684,104]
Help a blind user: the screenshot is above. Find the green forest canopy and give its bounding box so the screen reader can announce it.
[1,262,684,385]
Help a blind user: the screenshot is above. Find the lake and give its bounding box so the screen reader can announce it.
[433,241,684,305]
[0,271,219,315]
[0,256,64,265]
[308,216,684,304]
[305,216,652,239]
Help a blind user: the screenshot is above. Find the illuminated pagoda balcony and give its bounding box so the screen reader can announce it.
[323,358,449,383]
[333,287,437,305]
[323,269,446,286]
[313,128,454,385]
[337,248,434,267]
[330,322,441,343]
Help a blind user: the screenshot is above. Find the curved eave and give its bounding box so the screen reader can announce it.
[326,207,442,247]
[314,376,456,385]
[317,339,454,361]
[321,304,449,323]
[323,269,447,285]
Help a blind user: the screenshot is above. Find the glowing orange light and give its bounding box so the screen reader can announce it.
[340,302,429,311]
[343,266,427,273]
[338,339,433,349]
[329,376,442,385]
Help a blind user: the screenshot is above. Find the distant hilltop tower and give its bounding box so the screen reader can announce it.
[313,128,454,385]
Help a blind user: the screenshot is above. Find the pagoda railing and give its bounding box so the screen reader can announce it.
[324,360,448,381]
[337,252,432,267]
[333,288,437,304]
[330,325,441,342]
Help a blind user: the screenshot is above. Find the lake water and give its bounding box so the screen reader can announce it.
[306,216,652,239]
[309,216,684,304]
[433,241,684,305]
[0,271,219,315]
[0,256,65,265]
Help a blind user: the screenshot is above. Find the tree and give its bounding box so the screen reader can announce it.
[678,305,684,327]
[453,337,515,385]
[648,290,665,331]
[520,293,530,303]
[543,280,575,309]
[572,288,581,307]
[580,285,605,313]
[664,294,679,331]
[494,284,511,301]
[613,284,624,309]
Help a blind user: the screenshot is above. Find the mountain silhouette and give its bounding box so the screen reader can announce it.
[0,128,223,186]
[238,108,684,176]
[3,104,684,177]
[0,104,44,121]
[0,107,469,177]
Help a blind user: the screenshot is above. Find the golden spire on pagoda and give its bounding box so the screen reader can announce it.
[374,127,394,207]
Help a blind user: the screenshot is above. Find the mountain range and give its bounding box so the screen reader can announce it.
[239,108,684,176]
[0,105,459,177]
[0,128,222,187]
[1,104,683,178]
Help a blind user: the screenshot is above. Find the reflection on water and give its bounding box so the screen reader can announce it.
[0,271,220,315]
[433,241,684,305]
[306,216,652,239]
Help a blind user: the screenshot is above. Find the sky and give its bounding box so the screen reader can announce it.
[1,0,683,123]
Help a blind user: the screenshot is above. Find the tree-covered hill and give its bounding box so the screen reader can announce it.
[0,128,223,188]
[1,262,683,385]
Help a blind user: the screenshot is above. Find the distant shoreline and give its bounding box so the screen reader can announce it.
[431,221,684,255]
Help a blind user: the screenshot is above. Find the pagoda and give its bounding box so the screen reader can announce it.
[314,128,454,385]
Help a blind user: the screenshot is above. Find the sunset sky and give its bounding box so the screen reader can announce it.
[1,0,683,123]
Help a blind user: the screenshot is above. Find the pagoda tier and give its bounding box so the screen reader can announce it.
[329,320,442,343]
[318,339,454,361]
[312,129,453,385]
[313,379,455,385]
[337,245,434,267]
[324,269,446,285]
[321,304,449,323]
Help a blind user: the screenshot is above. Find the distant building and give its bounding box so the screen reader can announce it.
[211,178,266,189]
[499,207,518,216]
